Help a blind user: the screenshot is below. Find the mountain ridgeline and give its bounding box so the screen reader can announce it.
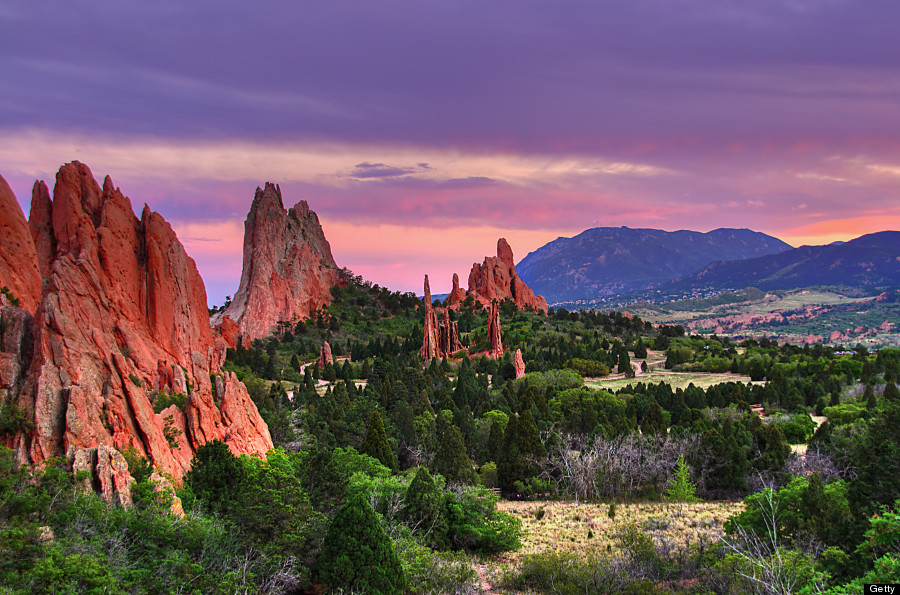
[667,231,900,293]
[516,227,793,303]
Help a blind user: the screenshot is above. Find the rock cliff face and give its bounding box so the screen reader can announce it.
[0,162,272,495]
[211,183,339,344]
[467,239,548,313]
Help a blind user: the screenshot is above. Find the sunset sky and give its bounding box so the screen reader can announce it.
[2,1,899,304]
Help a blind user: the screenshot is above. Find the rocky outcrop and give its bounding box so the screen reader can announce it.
[467,239,548,313]
[420,276,439,361]
[211,183,339,344]
[488,300,503,359]
[514,349,526,379]
[420,275,465,361]
[0,175,42,313]
[439,310,464,356]
[446,273,467,308]
[319,341,333,369]
[0,162,272,488]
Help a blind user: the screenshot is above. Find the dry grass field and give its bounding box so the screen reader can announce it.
[496,500,744,560]
[586,368,761,393]
[476,499,745,592]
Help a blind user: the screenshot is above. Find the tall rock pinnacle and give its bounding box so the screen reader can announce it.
[419,274,464,361]
[212,184,339,345]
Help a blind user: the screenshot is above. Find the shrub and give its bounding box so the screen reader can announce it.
[150,391,186,414]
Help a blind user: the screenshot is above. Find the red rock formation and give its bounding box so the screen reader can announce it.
[211,183,339,344]
[214,315,240,350]
[0,162,272,487]
[488,300,503,358]
[467,238,548,313]
[0,175,42,313]
[420,275,465,361]
[419,275,439,361]
[319,341,334,369]
[437,310,464,357]
[446,273,467,308]
[514,349,526,379]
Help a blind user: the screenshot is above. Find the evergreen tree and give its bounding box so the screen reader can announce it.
[183,439,246,515]
[315,493,406,594]
[641,402,666,436]
[664,454,698,511]
[884,382,900,403]
[359,411,396,471]
[403,467,448,548]
[432,424,477,484]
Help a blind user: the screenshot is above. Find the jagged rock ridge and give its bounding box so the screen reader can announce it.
[0,162,272,498]
[212,183,339,345]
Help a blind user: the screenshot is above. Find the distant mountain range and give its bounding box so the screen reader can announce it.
[668,231,900,293]
[517,227,793,303]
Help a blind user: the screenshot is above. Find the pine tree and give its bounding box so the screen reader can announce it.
[432,424,477,484]
[359,411,396,471]
[315,493,406,594]
[403,467,448,548]
[184,439,246,515]
[641,402,666,436]
[664,454,698,513]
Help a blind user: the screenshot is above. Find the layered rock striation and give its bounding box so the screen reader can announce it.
[0,162,272,495]
[211,183,339,344]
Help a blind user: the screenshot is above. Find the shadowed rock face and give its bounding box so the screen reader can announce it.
[211,183,339,345]
[467,238,548,313]
[0,162,272,498]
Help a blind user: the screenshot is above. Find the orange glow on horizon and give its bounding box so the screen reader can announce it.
[778,215,900,247]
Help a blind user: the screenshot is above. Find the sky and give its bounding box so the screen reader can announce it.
[2,0,899,305]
